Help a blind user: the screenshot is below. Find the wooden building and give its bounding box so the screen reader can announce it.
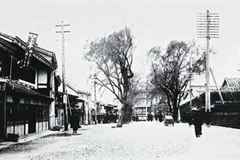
[180,78,240,128]
[0,32,58,140]
[55,82,91,126]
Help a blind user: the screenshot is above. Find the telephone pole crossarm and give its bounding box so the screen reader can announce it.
[197,10,219,112]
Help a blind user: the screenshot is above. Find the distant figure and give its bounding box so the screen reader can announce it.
[158,111,163,122]
[70,108,80,134]
[147,113,153,121]
[155,112,158,121]
[192,106,203,138]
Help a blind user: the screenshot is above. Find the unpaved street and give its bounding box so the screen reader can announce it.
[1,122,240,160]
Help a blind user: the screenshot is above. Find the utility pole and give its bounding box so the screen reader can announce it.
[146,79,149,120]
[94,74,97,124]
[56,21,70,130]
[197,10,219,112]
[145,93,148,121]
[205,10,211,112]
[189,73,193,109]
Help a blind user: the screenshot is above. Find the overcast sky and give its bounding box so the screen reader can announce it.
[1,0,240,101]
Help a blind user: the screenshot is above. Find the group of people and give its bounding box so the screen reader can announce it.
[70,104,208,137]
[147,111,163,122]
[155,111,163,122]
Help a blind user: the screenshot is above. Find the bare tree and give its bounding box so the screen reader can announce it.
[148,40,205,121]
[84,27,134,126]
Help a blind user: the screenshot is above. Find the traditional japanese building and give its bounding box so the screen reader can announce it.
[180,78,240,128]
[0,32,58,140]
[55,82,91,126]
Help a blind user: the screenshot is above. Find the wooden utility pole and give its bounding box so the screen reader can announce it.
[94,74,97,124]
[197,10,219,112]
[189,73,193,109]
[56,21,70,130]
[206,10,211,112]
[146,93,148,120]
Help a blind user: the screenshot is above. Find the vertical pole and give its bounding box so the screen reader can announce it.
[61,21,68,131]
[61,21,66,93]
[205,10,211,112]
[189,76,192,108]
[94,74,97,124]
[56,21,70,130]
[189,53,193,109]
[146,79,148,120]
[146,93,148,120]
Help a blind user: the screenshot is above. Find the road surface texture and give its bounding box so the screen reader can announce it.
[0,121,240,160]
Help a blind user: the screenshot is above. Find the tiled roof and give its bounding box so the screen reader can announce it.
[0,32,57,70]
[221,78,240,92]
[33,46,58,69]
[5,80,52,99]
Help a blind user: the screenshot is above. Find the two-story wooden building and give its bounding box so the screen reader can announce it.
[0,32,58,140]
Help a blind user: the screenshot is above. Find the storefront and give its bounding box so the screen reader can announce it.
[0,32,58,140]
[0,80,52,139]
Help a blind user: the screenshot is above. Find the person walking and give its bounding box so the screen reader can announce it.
[158,111,163,122]
[70,106,80,134]
[155,112,158,121]
[191,106,203,138]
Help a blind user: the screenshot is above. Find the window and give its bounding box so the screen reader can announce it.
[19,67,36,84]
[37,70,48,88]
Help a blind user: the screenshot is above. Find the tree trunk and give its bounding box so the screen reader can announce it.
[116,102,132,127]
[173,107,178,121]
[117,111,125,127]
[167,96,172,113]
[117,103,126,127]
[172,96,178,121]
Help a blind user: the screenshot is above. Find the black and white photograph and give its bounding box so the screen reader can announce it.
[0,0,240,159]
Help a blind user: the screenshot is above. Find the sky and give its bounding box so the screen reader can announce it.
[1,0,240,101]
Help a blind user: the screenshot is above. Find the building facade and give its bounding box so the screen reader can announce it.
[55,82,91,127]
[132,91,152,121]
[0,32,57,140]
[180,78,240,128]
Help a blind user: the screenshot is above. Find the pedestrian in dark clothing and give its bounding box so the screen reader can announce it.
[155,113,158,121]
[70,108,80,134]
[192,106,203,138]
[147,113,153,121]
[158,112,163,122]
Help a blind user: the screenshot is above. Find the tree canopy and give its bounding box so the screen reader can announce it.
[84,27,135,125]
[148,40,206,121]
